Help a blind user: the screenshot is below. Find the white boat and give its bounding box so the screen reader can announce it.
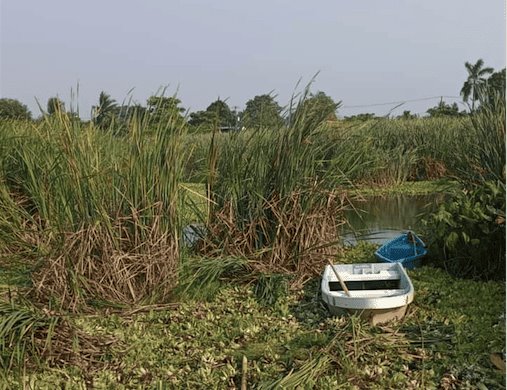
[321,262,414,325]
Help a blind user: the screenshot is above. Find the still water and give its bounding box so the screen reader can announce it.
[341,194,444,246]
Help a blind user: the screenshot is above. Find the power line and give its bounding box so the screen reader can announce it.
[342,95,463,109]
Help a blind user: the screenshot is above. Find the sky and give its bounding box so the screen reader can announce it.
[0,0,505,119]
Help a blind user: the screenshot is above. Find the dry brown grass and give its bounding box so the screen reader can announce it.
[412,157,448,180]
[32,315,119,372]
[31,222,179,311]
[199,189,347,285]
[0,302,121,380]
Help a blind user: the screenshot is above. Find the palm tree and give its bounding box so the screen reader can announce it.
[47,97,65,115]
[93,92,118,129]
[460,59,494,112]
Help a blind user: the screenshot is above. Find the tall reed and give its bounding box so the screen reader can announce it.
[0,105,187,309]
[184,115,483,186]
[199,91,354,277]
[459,95,505,182]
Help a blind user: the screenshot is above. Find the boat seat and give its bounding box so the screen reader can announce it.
[329,279,401,291]
[388,245,413,260]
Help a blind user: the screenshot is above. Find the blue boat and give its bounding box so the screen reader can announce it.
[374,231,427,269]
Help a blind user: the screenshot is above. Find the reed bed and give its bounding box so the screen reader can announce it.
[314,116,475,185]
[189,102,500,280]
[0,110,187,310]
[182,115,488,186]
[197,93,352,280]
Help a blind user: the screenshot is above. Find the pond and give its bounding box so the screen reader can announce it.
[341,194,444,246]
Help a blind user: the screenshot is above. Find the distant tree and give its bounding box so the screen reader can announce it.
[147,96,185,127]
[0,98,31,120]
[101,104,148,136]
[206,99,236,128]
[397,110,418,120]
[460,59,494,111]
[487,68,506,95]
[484,68,506,107]
[122,104,147,124]
[188,110,211,128]
[426,100,465,117]
[189,99,237,130]
[300,91,340,122]
[242,94,283,129]
[343,113,378,121]
[92,91,118,129]
[47,97,65,115]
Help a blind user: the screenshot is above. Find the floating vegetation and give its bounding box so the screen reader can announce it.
[0,246,504,388]
[0,302,120,379]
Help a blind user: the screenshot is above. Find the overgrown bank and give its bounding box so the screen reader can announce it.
[1,245,505,388]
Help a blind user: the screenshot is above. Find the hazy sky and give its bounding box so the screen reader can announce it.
[1,0,505,118]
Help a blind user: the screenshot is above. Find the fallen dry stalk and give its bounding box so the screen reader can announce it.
[199,189,347,281]
[31,222,179,311]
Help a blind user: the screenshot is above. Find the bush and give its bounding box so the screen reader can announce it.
[424,181,505,280]
[422,95,505,280]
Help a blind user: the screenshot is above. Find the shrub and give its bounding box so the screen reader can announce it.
[423,181,505,279]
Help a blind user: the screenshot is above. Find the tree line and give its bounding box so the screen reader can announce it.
[0,59,504,128]
[0,89,339,134]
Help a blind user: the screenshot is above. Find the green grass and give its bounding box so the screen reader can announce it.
[0,111,187,309]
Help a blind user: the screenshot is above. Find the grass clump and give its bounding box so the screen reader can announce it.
[199,89,353,279]
[0,301,119,381]
[0,106,187,310]
[253,273,288,306]
[177,255,250,300]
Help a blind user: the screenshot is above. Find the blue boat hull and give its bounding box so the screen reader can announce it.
[374,232,427,270]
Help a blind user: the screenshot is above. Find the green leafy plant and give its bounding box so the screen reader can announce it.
[253,273,288,306]
[423,180,505,279]
[422,93,505,280]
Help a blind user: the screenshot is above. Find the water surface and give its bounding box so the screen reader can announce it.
[341,194,443,246]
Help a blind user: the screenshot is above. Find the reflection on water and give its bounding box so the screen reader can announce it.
[341,194,443,246]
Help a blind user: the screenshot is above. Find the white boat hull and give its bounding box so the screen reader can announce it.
[321,262,414,325]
